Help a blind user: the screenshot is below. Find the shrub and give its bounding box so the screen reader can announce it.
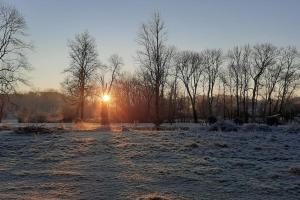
[208,120,238,132]
[233,118,243,125]
[266,116,279,126]
[207,116,217,125]
[14,125,66,134]
[289,166,300,175]
[33,113,47,123]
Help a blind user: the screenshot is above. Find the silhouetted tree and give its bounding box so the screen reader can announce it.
[137,12,174,127]
[203,49,222,116]
[250,43,277,121]
[262,48,284,116]
[62,31,100,121]
[227,45,251,121]
[0,4,31,122]
[176,51,203,122]
[98,54,123,125]
[240,45,252,122]
[166,65,179,123]
[277,47,300,115]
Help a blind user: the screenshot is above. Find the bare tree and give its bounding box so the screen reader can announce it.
[98,54,123,96]
[262,48,285,116]
[227,45,252,120]
[176,51,203,122]
[219,69,229,119]
[62,31,100,121]
[0,4,31,122]
[113,73,154,123]
[250,43,277,121]
[137,12,174,127]
[277,47,300,115]
[166,70,179,124]
[240,45,252,122]
[227,46,243,118]
[138,70,155,121]
[203,49,222,116]
[97,54,123,125]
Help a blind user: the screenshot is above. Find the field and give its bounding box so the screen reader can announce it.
[0,123,299,200]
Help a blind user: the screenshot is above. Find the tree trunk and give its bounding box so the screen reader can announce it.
[80,87,85,121]
[0,103,3,123]
[242,91,248,123]
[223,85,226,119]
[80,96,84,120]
[251,83,257,122]
[101,102,109,125]
[268,97,272,116]
[236,85,240,118]
[230,94,233,119]
[191,102,198,123]
[154,84,160,128]
[79,70,85,121]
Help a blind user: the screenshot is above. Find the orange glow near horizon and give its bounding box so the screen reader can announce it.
[102,94,110,102]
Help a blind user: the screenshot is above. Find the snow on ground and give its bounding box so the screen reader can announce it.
[0,123,299,199]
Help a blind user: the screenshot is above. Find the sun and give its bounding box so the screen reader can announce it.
[102,94,110,102]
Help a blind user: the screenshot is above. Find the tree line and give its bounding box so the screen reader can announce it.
[62,12,300,125]
[0,4,299,124]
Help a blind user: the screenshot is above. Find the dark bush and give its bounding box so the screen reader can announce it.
[266,116,279,126]
[208,120,238,132]
[14,125,66,134]
[289,166,300,175]
[207,116,217,125]
[34,114,47,123]
[234,118,243,125]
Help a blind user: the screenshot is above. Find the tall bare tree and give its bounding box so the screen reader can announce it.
[137,12,174,127]
[176,51,203,122]
[262,48,285,116]
[228,46,243,118]
[166,70,179,124]
[203,49,222,116]
[0,4,31,121]
[250,43,277,121]
[277,47,300,115]
[97,54,122,125]
[138,70,155,121]
[240,45,252,122]
[227,45,252,120]
[62,31,100,121]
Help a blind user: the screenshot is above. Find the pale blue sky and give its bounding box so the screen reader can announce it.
[4,0,300,90]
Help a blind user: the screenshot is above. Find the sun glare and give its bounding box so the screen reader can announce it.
[102,94,110,102]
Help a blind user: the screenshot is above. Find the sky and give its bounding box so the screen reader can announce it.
[4,0,300,91]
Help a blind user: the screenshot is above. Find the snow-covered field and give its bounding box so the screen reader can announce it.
[0,123,299,199]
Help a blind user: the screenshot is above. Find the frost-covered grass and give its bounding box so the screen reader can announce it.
[0,122,299,199]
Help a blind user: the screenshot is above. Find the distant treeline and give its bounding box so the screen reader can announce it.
[0,89,299,123]
[59,13,300,125]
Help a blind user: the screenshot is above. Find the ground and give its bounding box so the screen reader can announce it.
[0,123,299,200]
